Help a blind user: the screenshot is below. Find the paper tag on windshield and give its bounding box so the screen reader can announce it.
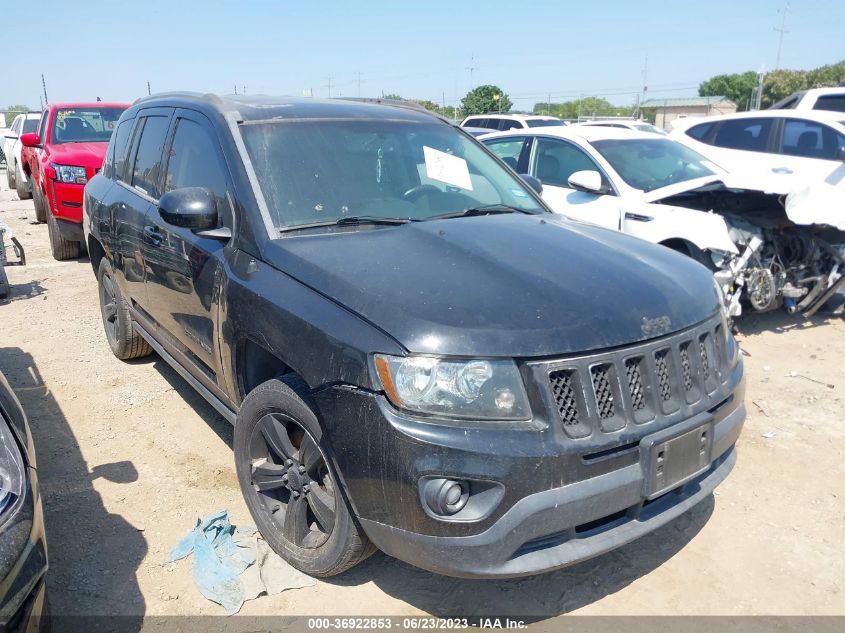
[423,146,473,191]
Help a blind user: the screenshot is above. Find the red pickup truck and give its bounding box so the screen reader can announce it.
[21,102,128,260]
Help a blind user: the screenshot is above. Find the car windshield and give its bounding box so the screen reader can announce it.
[591,138,717,192]
[526,119,564,128]
[51,107,125,144]
[22,118,38,134]
[240,118,544,231]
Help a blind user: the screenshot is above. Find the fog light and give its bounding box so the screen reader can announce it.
[422,478,469,516]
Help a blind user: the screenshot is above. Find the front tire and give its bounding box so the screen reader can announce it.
[14,164,31,200]
[234,378,375,577]
[97,258,153,360]
[32,185,47,222]
[46,211,81,261]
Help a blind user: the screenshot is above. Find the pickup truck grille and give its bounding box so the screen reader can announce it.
[536,314,732,438]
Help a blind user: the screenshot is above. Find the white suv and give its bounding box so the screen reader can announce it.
[770,87,845,113]
[3,112,40,199]
[460,113,564,132]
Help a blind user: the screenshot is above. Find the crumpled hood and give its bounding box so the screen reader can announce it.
[264,214,720,357]
[48,141,109,174]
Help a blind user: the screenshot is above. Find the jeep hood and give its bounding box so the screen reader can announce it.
[47,141,109,172]
[265,214,719,358]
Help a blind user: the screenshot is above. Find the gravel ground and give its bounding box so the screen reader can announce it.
[0,175,843,622]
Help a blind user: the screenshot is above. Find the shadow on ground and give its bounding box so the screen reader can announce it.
[0,347,146,631]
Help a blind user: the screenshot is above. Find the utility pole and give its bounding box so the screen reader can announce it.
[774,2,790,70]
[547,93,551,116]
[147,81,151,96]
[327,76,333,98]
[41,74,49,106]
[234,84,238,95]
[356,72,363,98]
[242,85,246,95]
[466,55,477,89]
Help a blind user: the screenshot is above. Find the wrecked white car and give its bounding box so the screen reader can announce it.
[480,126,845,317]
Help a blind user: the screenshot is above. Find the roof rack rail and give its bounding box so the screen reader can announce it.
[337,97,454,124]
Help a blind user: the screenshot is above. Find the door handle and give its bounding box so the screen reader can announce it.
[143,226,163,246]
[772,167,793,174]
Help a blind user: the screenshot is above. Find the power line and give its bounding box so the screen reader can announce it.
[774,2,790,70]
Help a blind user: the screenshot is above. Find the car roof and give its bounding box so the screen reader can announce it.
[481,125,663,144]
[131,92,444,124]
[464,113,559,120]
[48,102,130,110]
[679,108,845,124]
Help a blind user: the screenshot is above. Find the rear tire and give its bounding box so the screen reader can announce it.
[0,266,9,300]
[6,163,14,189]
[47,210,81,261]
[97,258,152,360]
[32,185,47,222]
[14,164,31,200]
[234,377,375,577]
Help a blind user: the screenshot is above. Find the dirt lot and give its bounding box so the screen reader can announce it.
[0,176,843,621]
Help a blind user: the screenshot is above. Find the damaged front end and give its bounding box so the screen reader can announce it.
[658,182,845,318]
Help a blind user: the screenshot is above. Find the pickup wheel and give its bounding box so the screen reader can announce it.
[234,378,375,577]
[32,186,47,222]
[14,164,31,200]
[6,163,14,189]
[97,258,153,360]
[47,210,81,261]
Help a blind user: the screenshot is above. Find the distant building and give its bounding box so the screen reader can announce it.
[641,96,737,130]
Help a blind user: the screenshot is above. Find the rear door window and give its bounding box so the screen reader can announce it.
[497,119,521,130]
[130,116,171,198]
[711,118,773,151]
[686,122,715,141]
[781,119,845,160]
[813,95,845,113]
[22,118,38,134]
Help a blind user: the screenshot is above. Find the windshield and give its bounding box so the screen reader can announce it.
[241,119,544,231]
[50,107,126,144]
[526,119,564,128]
[591,138,718,192]
[22,118,38,134]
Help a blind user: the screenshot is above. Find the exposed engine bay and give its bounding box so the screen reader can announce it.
[658,183,845,318]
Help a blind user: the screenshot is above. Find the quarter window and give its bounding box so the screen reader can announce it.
[164,118,232,226]
[711,118,772,151]
[131,116,170,198]
[532,138,602,188]
[105,118,134,181]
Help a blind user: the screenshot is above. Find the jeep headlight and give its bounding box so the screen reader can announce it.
[374,355,530,420]
[0,416,24,519]
[52,163,88,184]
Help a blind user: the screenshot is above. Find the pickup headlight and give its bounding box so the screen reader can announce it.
[52,163,88,184]
[374,354,531,420]
[0,417,24,518]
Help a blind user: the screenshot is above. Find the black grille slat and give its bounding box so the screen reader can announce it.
[625,358,646,411]
[549,370,580,427]
[654,349,672,402]
[590,364,615,419]
[679,342,693,392]
[699,336,710,382]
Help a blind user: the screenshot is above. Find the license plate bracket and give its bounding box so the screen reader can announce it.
[641,418,713,499]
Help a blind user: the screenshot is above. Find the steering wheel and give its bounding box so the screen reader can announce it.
[403,185,441,201]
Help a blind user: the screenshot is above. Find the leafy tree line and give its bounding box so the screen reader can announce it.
[380,84,512,120]
[2,105,34,126]
[531,96,636,119]
[699,59,845,110]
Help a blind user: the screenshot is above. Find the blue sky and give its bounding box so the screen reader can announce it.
[5,0,844,111]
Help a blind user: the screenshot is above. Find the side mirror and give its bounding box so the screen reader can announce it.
[158,187,218,231]
[568,170,605,194]
[836,146,845,161]
[20,133,40,147]
[519,173,543,195]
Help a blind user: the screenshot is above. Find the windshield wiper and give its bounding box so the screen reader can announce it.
[280,216,417,233]
[429,204,534,221]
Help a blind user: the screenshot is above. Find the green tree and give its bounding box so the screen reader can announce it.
[807,60,845,87]
[461,85,512,115]
[413,99,441,112]
[532,97,634,120]
[381,93,403,101]
[699,71,760,110]
[2,104,32,126]
[761,69,810,107]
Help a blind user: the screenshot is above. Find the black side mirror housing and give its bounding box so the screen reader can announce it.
[519,174,543,195]
[158,187,218,231]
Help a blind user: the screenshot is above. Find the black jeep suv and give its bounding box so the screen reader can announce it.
[83,93,745,578]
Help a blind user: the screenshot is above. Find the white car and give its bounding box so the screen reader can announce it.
[770,87,845,113]
[669,109,845,190]
[480,125,845,317]
[3,112,40,199]
[460,113,565,132]
[574,120,667,135]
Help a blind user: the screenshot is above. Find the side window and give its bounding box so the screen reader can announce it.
[131,116,170,198]
[485,138,527,171]
[463,118,481,128]
[813,95,845,113]
[532,138,602,188]
[37,111,49,144]
[782,119,845,160]
[711,118,772,151]
[686,122,714,141]
[104,118,134,180]
[498,119,521,131]
[11,117,21,134]
[164,118,233,227]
